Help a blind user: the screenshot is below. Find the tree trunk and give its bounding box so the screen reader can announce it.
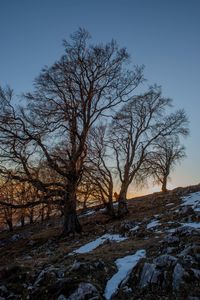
[82,197,88,210]
[46,205,51,220]
[29,209,34,224]
[62,180,82,236]
[161,176,168,193]
[105,200,115,217]
[118,185,129,217]
[7,219,13,232]
[41,205,44,222]
[21,215,25,227]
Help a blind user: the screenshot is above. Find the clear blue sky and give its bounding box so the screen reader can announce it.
[0,0,199,192]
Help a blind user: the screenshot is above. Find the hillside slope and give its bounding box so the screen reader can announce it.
[0,184,200,299]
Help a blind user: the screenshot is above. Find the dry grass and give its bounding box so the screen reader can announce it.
[0,185,199,276]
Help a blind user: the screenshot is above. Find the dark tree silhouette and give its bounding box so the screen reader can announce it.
[0,29,143,235]
[148,137,186,192]
[109,86,189,216]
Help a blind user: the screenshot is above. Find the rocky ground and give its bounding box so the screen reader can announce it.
[0,184,200,300]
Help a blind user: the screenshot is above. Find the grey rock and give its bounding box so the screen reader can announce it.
[163,235,179,244]
[9,232,31,242]
[120,220,137,232]
[175,226,200,237]
[94,260,105,269]
[10,234,23,241]
[153,255,177,268]
[67,282,99,300]
[33,268,57,288]
[56,270,65,278]
[172,263,185,290]
[122,286,132,294]
[182,215,194,223]
[151,269,162,284]
[191,268,200,279]
[179,244,200,261]
[23,255,32,260]
[0,285,8,300]
[70,260,81,271]
[28,240,35,246]
[164,247,176,254]
[179,246,192,257]
[139,263,161,288]
[195,211,200,218]
[0,285,8,294]
[178,206,194,215]
[183,255,196,266]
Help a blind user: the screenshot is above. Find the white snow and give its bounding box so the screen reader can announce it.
[181,192,200,212]
[99,208,106,212]
[104,249,146,300]
[79,210,96,217]
[146,219,160,229]
[181,222,200,229]
[167,228,178,233]
[73,234,127,254]
[166,221,200,233]
[130,225,139,232]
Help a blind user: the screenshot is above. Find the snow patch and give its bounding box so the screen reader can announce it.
[130,225,139,232]
[104,249,146,300]
[73,234,127,254]
[146,220,160,229]
[79,210,96,217]
[181,222,200,229]
[166,203,174,206]
[181,192,200,212]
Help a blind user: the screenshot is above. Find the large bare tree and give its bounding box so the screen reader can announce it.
[0,29,143,234]
[110,86,189,216]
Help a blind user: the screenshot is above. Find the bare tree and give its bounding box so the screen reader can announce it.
[110,86,189,216]
[147,137,186,192]
[0,29,143,235]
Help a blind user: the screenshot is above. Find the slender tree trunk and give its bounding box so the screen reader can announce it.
[118,184,129,217]
[82,196,88,211]
[161,176,168,193]
[21,215,25,227]
[60,207,64,217]
[105,182,115,217]
[7,219,13,232]
[29,209,34,224]
[62,180,82,236]
[46,205,51,220]
[107,183,115,217]
[41,206,44,222]
[106,199,115,217]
